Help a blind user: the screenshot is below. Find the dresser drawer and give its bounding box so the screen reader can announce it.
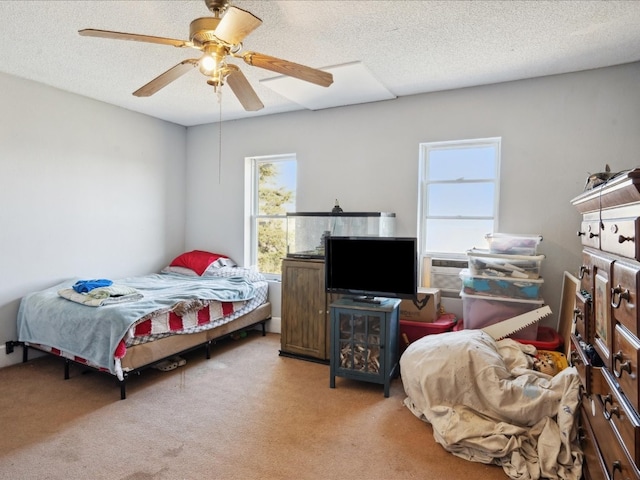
[590,372,640,479]
[601,217,640,260]
[592,399,640,480]
[575,290,590,342]
[581,249,616,293]
[570,334,606,395]
[580,218,602,249]
[580,250,597,294]
[587,250,615,366]
[602,367,640,465]
[613,324,640,414]
[570,334,589,390]
[580,399,608,480]
[612,259,640,337]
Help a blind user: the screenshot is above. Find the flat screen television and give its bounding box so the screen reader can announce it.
[325,236,418,303]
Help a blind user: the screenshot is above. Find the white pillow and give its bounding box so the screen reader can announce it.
[206,265,266,282]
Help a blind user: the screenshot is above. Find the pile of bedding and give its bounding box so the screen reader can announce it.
[400,329,583,480]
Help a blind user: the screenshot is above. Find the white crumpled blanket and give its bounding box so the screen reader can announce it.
[400,329,583,479]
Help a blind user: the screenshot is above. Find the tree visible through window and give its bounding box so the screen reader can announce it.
[248,155,296,277]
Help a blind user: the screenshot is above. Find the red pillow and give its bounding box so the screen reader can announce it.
[169,250,228,276]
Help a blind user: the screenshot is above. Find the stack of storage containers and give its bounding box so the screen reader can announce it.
[460,233,544,340]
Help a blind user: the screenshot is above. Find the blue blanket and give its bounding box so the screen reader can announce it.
[17,273,256,376]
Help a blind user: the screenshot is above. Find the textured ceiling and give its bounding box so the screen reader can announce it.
[1,0,639,127]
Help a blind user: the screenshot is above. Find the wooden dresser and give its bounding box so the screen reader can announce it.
[571,168,640,480]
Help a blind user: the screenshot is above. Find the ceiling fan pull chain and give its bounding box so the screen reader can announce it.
[218,93,223,184]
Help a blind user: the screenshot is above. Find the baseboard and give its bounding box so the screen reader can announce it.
[1,342,44,369]
[1,343,22,369]
[278,350,329,365]
[264,316,281,334]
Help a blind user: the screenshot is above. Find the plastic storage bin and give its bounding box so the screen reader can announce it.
[467,249,545,279]
[400,314,457,353]
[516,326,563,350]
[484,233,543,255]
[454,320,562,351]
[459,268,544,300]
[461,292,543,340]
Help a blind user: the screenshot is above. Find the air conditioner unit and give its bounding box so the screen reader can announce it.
[422,257,467,298]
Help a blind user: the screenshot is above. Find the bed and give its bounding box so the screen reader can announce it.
[14,250,272,399]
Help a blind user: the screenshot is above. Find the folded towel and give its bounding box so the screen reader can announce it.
[58,286,143,307]
[86,285,141,300]
[72,279,113,293]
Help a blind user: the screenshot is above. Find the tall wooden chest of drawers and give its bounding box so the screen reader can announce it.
[571,168,640,480]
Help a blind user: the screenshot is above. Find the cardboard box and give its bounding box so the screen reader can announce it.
[399,287,441,322]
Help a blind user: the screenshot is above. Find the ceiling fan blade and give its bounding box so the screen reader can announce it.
[214,6,262,45]
[241,52,333,87]
[79,29,193,48]
[133,59,198,97]
[225,65,264,111]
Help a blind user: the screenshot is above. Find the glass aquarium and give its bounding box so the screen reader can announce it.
[286,212,396,258]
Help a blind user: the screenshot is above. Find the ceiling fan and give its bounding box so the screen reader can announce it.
[79,0,334,111]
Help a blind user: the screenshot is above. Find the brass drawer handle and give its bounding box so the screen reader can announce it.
[572,308,582,324]
[618,234,635,244]
[602,394,621,420]
[579,385,589,401]
[577,425,587,442]
[569,349,582,367]
[611,285,631,308]
[613,350,632,379]
[604,403,620,420]
[578,224,597,237]
[612,460,622,478]
[578,265,590,280]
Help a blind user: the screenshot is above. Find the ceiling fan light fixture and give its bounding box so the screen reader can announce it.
[79,0,330,112]
[199,53,218,75]
[207,74,224,93]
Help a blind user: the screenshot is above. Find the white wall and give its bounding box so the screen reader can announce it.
[0,73,187,367]
[186,62,640,329]
[2,63,639,369]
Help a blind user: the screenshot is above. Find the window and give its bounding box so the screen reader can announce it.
[246,154,297,278]
[418,138,500,293]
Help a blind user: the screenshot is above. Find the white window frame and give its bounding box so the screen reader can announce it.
[244,153,296,280]
[417,138,501,292]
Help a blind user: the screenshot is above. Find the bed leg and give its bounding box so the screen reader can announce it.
[119,378,127,400]
[205,340,212,360]
[260,321,266,336]
[22,344,29,363]
[64,359,70,380]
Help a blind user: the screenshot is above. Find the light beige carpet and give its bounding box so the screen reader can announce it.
[0,332,507,479]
